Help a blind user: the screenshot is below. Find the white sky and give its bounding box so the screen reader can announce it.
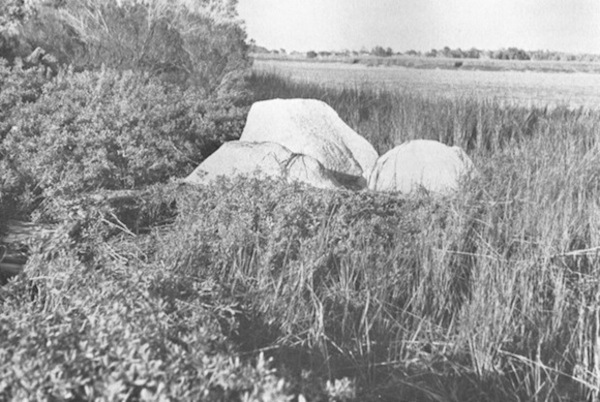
[237,0,600,54]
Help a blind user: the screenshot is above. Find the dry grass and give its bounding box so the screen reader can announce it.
[4,67,600,401]
[188,70,600,400]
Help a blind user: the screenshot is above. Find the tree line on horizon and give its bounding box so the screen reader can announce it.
[250,42,600,63]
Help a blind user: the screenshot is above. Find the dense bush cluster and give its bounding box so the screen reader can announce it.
[0,64,247,216]
[0,1,282,399]
[0,0,251,221]
[0,231,290,400]
[5,0,600,400]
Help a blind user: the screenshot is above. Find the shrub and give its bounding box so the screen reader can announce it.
[0,245,291,401]
[0,0,25,61]
[0,58,53,219]
[0,66,248,215]
[0,58,50,139]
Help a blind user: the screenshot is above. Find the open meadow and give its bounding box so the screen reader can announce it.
[3,2,600,401]
[254,58,600,110]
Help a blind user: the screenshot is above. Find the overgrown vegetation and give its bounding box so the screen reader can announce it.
[229,72,600,401]
[3,0,600,400]
[256,44,600,63]
[0,64,246,217]
[0,1,284,399]
[0,0,249,221]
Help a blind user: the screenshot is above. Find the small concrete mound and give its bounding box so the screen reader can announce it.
[184,141,342,190]
[240,98,378,187]
[368,140,476,195]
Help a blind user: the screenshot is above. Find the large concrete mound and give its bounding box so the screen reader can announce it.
[368,140,476,195]
[184,141,342,190]
[240,98,378,187]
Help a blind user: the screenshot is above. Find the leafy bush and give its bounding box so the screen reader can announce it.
[0,58,54,219]
[0,65,248,215]
[0,245,291,401]
[0,58,50,138]
[0,0,252,221]
[0,0,27,60]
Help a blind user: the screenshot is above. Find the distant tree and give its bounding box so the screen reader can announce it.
[466,47,480,59]
[425,48,438,58]
[494,49,505,59]
[493,47,530,61]
[371,46,393,57]
[371,46,385,57]
[507,47,530,60]
[405,49,419,56]
[306,50,317,58]
[450,48,463,58]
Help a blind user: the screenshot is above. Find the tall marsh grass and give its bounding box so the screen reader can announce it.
[4,68,600,400]
[179,71,600,400]
[248,71,598,158]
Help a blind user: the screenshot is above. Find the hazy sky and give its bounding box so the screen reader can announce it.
[237,0,600,54]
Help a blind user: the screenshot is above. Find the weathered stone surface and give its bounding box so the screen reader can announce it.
[240,98,378,186]
[285,154,343,189]
[368,140,476,195]
[184,141,342,190]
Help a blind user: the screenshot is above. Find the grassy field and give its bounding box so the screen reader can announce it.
[4,57,600,401]
[253,58,600,110]
[253,53,600,74]
[4,1,600,398]
[241,70,600,401]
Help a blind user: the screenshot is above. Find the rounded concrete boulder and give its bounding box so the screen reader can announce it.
[368,140,476,195]
[240,98,378,187]
[184,141,342,190]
